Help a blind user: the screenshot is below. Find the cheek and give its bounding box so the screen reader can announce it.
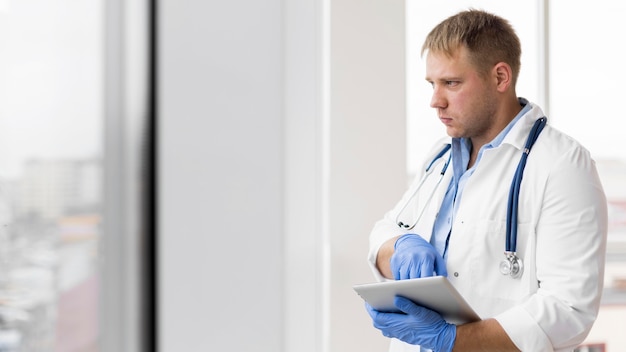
[453,91,471,106]
[448,90,474,116]
[460,88,493,116]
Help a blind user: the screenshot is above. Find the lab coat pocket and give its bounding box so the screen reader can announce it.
[467,219,535,316]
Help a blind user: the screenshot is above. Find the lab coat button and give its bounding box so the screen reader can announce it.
[453,272,459,277]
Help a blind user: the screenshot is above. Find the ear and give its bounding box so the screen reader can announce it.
[493,62,513,93]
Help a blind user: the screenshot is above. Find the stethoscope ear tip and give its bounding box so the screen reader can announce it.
[396,222,411,229]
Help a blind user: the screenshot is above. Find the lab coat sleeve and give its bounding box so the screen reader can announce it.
[368,198,417,282]
[367,140,450,282]
[495,143,608,351]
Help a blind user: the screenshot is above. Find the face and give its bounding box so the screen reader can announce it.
[425,47,500,146]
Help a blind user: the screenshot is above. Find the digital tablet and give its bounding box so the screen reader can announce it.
[353,276,480,324]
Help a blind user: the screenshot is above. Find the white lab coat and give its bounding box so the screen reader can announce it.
[368,102,608,352]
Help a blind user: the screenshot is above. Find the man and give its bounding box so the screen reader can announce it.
[365,9,608,352]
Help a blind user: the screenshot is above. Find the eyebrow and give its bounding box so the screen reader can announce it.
[425,76,462,83]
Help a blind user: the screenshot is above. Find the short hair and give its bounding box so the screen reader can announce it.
[421,9,522,85]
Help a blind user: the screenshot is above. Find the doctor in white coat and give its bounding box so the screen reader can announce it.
[365,9,608,352]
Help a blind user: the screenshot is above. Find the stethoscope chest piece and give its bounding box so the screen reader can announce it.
[499,252,523,279]
[396,117,546,281]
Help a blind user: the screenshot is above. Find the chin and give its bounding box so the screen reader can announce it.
[445,128,461,138]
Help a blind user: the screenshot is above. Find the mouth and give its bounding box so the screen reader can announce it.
[439,116,453,125]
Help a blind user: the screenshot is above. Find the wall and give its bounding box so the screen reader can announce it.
[158,0,407,351]
[328,0,407,351]
[158,0,284,350]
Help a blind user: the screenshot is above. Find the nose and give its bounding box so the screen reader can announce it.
[430,85,446,109]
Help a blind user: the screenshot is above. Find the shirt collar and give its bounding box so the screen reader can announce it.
[487,97,532,149]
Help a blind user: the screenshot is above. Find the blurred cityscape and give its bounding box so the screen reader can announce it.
[0,158,100,352]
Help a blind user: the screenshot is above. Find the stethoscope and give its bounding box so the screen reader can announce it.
[395,117,547,279]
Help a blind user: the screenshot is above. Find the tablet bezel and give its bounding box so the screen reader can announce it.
[353,276,480,324]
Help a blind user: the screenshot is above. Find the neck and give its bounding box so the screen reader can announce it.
[468,147,477,169]
[468,97,522,169]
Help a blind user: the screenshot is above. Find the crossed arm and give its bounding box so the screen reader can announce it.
[373,235,520,352]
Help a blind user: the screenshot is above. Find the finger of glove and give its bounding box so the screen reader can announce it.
[394,295,425,316]
[419,257,436,277]
[390,253,415,280]
[389,254,400,280]
[392,250,432,279]
[413,244,446,277]
[394,258,434,279]
[396,259,422,280]
[394,296,442,324]
[397,237,442,277]
[403,252,435,278]
[365,303,402,330]
[394,234,425,250]
[365,302,379,319]
[390,255,402,280]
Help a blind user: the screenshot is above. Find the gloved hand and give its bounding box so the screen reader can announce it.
[390,234,447,279]
[366,296,456,352]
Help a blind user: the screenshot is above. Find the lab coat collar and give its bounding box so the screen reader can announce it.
[501,98,547,152]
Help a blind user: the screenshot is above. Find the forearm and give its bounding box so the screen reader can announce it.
[375,235,399,279]
[453,318,519,352]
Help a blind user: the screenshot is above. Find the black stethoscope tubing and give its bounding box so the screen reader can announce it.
[395,144,452,231]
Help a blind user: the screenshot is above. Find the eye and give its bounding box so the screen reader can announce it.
[446,80,460,87]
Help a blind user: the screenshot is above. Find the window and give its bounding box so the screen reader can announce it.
[550,0,626,347]
[0,1,153,351]
[0,1,103,350]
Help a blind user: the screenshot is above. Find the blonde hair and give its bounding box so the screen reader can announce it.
[421,9,521,85]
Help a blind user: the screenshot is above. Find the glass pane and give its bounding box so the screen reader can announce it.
[0,1,102,351]
[550,0,626,348]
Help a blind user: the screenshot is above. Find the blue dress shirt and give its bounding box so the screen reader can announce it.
[430,99,532,258]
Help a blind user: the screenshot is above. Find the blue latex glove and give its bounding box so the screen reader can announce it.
[366,296,456,352]
[390,234,447,279]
